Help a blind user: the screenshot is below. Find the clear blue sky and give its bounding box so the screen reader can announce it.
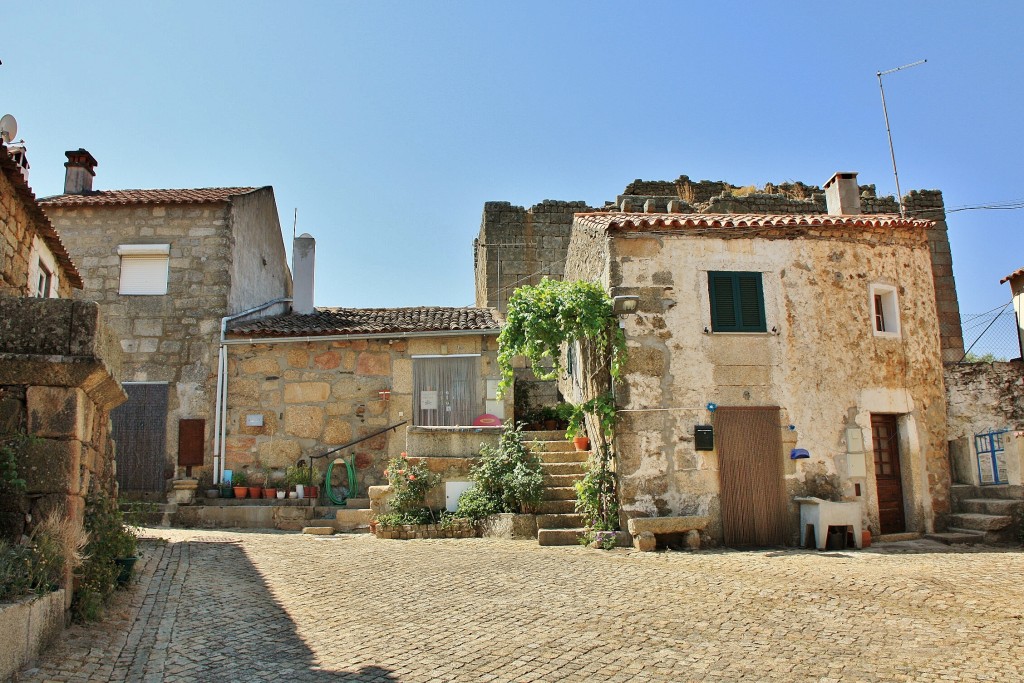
[5,2,1022,317]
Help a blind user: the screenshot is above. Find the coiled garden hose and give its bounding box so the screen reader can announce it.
[327,456,357,505]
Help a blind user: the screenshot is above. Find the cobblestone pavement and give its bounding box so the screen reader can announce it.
[17,530,1024,682]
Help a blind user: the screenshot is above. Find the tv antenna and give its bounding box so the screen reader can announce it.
[876,59,926,217]
[0,114,17,144]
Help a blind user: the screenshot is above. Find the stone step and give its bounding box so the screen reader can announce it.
[537,450,589,464]
[535,500,578,515]
[543,473,583,487]
[523,430,566,441]
[961,498,1023,515]
[304,519,337,528]
[541,486,577,501]
[338,498,371,508]
[538,527,586,546]
[541,462,586,476]
[302,526,335,535]
[335,508,373,524]
[536,513,586,529]
[947,512,1013,532]
[527,440,575,453]
[977,484,1024,500]
[925,530,985,545]
[947,527,1013,545]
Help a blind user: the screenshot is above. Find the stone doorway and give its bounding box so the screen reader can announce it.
[111,382,169,496]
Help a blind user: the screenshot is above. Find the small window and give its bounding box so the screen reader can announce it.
[118,244,170,295]
[708,271,766,333]
[34,262,53,298]
[870,284,900,337]
[413,355,480,426]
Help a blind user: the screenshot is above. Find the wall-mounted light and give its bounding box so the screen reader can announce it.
[612,295,640,315]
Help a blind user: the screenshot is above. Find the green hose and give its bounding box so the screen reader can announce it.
[327,456,357,505]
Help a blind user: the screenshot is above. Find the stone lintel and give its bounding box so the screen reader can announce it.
[626,515,710,535]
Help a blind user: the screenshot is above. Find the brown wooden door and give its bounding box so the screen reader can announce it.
[111,383,169,494]
[871,413,905,534]
[716,406,788,546]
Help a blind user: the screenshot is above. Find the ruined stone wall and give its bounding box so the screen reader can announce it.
[223,333,506,496]
[474,200,593,314]
[0,299,125,540]
[0,169,74,298]
[602,225,948,542]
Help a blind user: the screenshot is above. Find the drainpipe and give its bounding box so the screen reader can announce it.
[213,297,292,484]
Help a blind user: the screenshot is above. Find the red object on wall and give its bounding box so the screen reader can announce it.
[473,414,502,427]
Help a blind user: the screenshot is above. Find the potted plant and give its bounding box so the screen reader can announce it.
[262,465,277,499]
[563,402,590,451]
[232,470,249,499]
[247,467,264,499]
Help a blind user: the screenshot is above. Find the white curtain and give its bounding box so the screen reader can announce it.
[413,357,479,426]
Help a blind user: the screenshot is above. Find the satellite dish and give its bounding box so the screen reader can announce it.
[0,114,17,144]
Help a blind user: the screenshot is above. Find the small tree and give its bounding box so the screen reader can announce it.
[463,421,544,517]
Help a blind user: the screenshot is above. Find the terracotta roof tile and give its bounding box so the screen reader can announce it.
[227,306,502,338]
[0,143,83,288]
[575,212,932,232]
[38,187,258,207]
[1000,268,1024,284]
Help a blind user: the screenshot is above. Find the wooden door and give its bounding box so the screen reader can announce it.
[871,413,905,534]
[111,383,169,494]
[716,406,788,546]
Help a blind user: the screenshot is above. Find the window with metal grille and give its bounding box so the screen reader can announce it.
[118,244,170,295]
[708,271,766,333]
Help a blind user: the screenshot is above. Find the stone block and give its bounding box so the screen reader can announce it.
[626,515,710,535]
[392,359,413,393]
[227,379,260,407]
[634,531,657,552]
[256,439,301,467]
[284,382,330,404]
[322,419,353,445]
[26,386,94,441]
[133,318,163,337]
[21,439,82,495]
[313,350,341,370]
[239,410,278,436]
[284,406,325,439]
[355,352,390,376]
[241,356,280,375]
[287,349,309,368]
[685,529,701,549]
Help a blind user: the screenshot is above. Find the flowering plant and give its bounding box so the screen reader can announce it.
[378,452,441,526]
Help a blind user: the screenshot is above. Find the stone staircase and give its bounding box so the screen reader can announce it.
[525,430,589,546]
[927,484,1023,545]
[301,498,374,534]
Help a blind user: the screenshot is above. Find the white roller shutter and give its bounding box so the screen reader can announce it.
[119,254,169,295]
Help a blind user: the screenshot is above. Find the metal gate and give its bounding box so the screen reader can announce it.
[974,429,1010,485]
[715,406,788,546]
[111,383,169,493]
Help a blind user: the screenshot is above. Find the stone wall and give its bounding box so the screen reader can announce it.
[474,200,593,314]
[227,188,292,314]
[0,298,125,540]
[945,361,1024,485]
[568,221,949,543]
[223,333,507,496]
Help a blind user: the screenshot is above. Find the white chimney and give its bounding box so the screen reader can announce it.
[7,143,30,183]
[824,171,861,216]
[292,233,316,315]
[64,148,97,194]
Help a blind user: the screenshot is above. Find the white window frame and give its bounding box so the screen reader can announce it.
[28,236,59,298]
[118,244,170,296]
[869,283,901,338]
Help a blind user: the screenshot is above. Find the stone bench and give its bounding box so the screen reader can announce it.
[627,515,710,552]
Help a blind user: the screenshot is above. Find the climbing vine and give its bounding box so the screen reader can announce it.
[497,278,627,531]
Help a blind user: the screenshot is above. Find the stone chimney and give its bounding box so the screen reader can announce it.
[64,149,98,194]
[292,233,316,315]
[823,171,861,216]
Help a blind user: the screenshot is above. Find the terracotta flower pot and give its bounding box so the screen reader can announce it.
[263,488,277,499]
[233,486,248,499]
[573,436,590,451]
[248,486,262,499]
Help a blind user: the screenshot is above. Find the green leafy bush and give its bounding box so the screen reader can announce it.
[73,495,138,621]
[0,511,88,602]
[574,451,619,531]
[453,486,498,522]
[0,433,30,492]
[468,421,544,516]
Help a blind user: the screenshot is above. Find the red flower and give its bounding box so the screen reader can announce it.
[400,452,408,459]
[408,474,417,481]
[384,469,390,476]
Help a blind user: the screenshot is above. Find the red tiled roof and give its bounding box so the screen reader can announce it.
[0,143,83,288]
[1000,268,1024,284]
[38,187,258,207]
[575,212,933,232]
[227,306,502,338]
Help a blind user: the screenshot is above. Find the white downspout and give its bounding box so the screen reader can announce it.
[215,297,292,485]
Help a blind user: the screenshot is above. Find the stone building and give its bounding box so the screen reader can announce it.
[0,141,124,542]
[561,173,950,546]
[39,150,291,498]
[222,303,507,506]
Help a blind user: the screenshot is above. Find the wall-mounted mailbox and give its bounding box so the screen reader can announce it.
[695,425,714,451]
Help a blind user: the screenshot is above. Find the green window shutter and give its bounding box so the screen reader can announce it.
[709,273,737,330]
[709,271,766,332]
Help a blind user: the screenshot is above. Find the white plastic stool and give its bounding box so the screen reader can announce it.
[795,497,863,549]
